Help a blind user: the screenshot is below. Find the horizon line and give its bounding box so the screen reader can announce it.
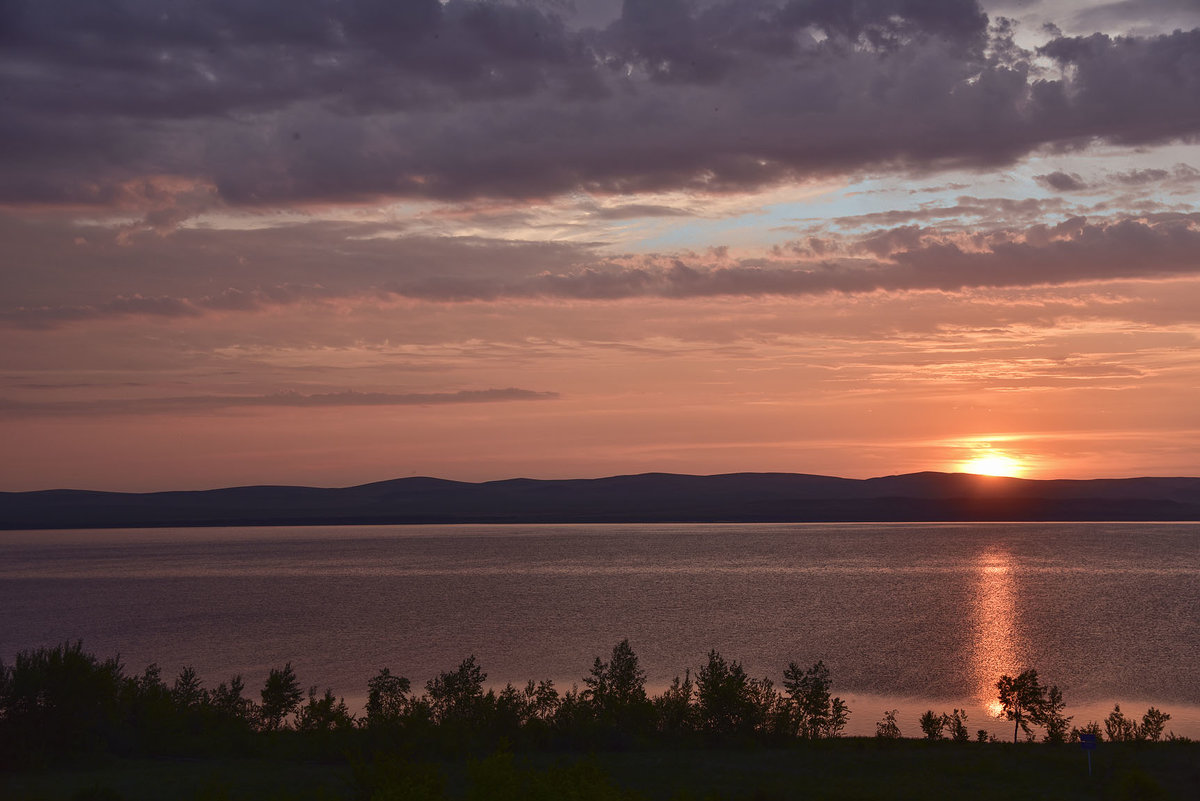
[7,468,1200,496]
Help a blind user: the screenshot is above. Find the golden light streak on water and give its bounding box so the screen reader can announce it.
[972,548,1020,719]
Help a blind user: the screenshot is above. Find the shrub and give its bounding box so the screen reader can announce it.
[875,709,901,739]
[0,641,124,760]
[919,710,945,740]
[945,709,970,743]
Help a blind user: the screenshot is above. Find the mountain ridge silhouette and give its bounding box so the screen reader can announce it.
[4,471,1200,529]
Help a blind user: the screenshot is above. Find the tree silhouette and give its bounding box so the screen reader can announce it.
[920,710,946,740]
[210,675,255,724]
[0,641,124,759]
[1040,685,1072,743]
[171,666,205,711]
[875,709,901,739]
[1139,707,1171,741]
[996,669,1046,743]
[1100,704,1172,742]
[583,639,652,734]
[365,667,412,728]
[296,686,354,732]
[2,640,1188,764]
[782,660,848,739]
[426,656,486,725]
[994,669,1072,744]
[517,679,559,731]
[695,650,755,737]
[1105,704,1138,741]
[584,640,648,712]
[260,662,303,731]
[1070,720,1103,743]
[945,709,970,742]
[746,675,788,737]
[654,671,695,735]
[120,663,174,750]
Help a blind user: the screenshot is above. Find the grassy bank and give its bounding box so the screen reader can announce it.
[4,740,1197,801]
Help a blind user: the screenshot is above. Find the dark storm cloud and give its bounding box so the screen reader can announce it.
[1036,28,1200,144]
[1,0,1198,206]
[0,387,560,417]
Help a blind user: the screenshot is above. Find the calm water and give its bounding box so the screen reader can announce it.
[2,523,1198,738]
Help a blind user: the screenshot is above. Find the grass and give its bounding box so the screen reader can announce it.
[0,756,353,801]
[593,740,1198,800]
[3,740,1197,800]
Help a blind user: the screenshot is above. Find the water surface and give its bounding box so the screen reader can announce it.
[3,522,1197,737]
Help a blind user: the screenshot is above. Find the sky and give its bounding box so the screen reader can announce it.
[3,0,1200,491]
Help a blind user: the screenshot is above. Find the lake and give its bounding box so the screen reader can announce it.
[2,522,1198,738]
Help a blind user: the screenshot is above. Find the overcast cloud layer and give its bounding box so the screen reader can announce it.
[3,0,1200,490]
[3,0,1199,206]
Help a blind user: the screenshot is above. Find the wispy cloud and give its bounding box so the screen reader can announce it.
[0,388,559,417]
[6,215,1200,327]
[0,285,337,328]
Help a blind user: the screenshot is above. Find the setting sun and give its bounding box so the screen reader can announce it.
[961,452,1026,478]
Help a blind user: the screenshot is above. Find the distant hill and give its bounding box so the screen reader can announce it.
[3,471,1200,529]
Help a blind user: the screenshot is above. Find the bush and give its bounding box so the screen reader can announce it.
[875,710,901,739]
[0,641,124,761]
[1140,707,1171,742]
[945,709,970,743]
[919,710,945,740]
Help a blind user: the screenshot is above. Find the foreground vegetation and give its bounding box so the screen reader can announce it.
[6,740,1199,801]
[1,641,1194,800]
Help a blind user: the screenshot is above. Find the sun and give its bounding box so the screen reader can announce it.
[960,452,1026,478]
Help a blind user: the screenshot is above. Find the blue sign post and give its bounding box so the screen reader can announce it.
[1079,732,1097,776]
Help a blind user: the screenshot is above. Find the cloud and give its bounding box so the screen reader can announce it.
[1072,0,1200,32]
[830,196,1065,228]
[0,285,337,328]
[589,203,695,220]
[0,214,600,319]
[366,215,1200,301]
[1110,163,1200,188]
[0,387,560,417]
[1,1,1199,206]
[1035,171,1088,192]
[1035,28,1200,144]
[6,214,1200,325]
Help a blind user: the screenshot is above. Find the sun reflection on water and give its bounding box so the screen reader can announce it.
[972,548,1021,718]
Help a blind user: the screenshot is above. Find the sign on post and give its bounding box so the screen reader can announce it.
[1079,732,1097,776]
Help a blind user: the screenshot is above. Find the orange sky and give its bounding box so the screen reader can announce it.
[2,1,1200,491]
